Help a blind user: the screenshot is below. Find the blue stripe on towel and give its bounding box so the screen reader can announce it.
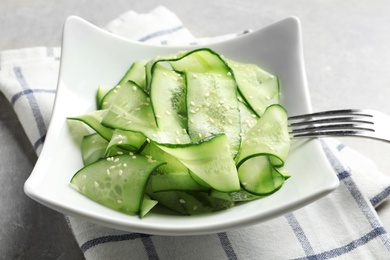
[370,186,390,207]
[11,88,56,105]
[293,227,387,260]
[80,233,158,257]
[13,66,47,151]
[217,232,238,260]
[285,213,316,258]
[141,235,159,260]
[138,26,183,42]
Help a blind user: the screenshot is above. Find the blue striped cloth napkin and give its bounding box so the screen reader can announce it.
[1,6,390,259]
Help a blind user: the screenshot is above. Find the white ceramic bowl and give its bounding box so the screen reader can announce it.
[24,16,339,235]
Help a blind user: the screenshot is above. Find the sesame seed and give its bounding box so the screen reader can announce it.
[117,151,123,155]
[175,138,180,143]
[166,111,171,115]
[117,199,122,204]
[227,71,232,76]
[94,181,99,187]
[190,101,195,106]
[82,175,87,179]
[110,165,116,169]
[114,158,119,162]
[115,85,121,89]
[249,95,253,99]
[123,163,127,167]
[132,86,137,91]
[155,114,161,119]
[118,140,123,144]
[182,129,187,134]
[179,199,186,204]
[148,158,156,163]
[132,155,137,159]
[119,170,123,176]
[106,169,110,175]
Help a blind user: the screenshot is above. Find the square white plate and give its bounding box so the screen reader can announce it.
[24,16,339,236]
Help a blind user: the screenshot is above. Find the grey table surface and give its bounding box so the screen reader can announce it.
[1,1,390,259]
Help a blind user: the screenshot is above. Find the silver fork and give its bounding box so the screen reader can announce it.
[288,109,390,143]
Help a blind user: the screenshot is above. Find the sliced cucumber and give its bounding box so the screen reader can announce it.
[225,58,280,117]
[149,64,190,144]
[67,110,113,141]
[118,59,148,91]
[238,155,286,195]
[81,133,108,165]
[235,104,290,168]
[156,134,240,192]
[71,154,164,215]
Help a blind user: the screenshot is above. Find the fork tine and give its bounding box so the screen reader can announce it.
[290,123,375,134]
[288,109,373,120]
[289,116,374,127]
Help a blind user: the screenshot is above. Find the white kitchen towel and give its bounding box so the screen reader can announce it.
[1,6,390,259]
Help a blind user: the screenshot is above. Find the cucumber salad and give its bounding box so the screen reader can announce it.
[67,48,290,218]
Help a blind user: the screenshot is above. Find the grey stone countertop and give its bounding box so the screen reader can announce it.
[1,1,390,258]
